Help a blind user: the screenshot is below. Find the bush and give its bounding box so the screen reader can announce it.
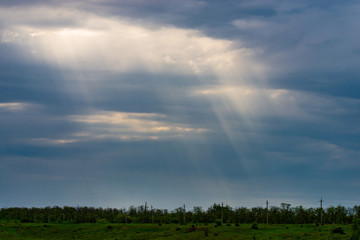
[215,219,222,226]
[331,227,345,234]
[350,220,360,240]
[202,227,209,237]
[171,219,180,224]
[186,225,197,233]
[96,218,107,223]
[251,223,259,230]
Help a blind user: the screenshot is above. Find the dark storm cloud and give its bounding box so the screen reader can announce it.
[76,0,358,101]
[91,0,277,29]
[95,0,360,101]
[228,2,360,99]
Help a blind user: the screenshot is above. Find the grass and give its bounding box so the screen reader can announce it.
[0,222,352,240]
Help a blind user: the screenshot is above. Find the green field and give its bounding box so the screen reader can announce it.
[0,223,353,240]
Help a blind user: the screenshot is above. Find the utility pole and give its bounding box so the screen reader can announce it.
[266,200,269,224]
[221,202,224,224]
[145,202,147,213]
[320,198,324,224]
[123,208,128,224]
[151,205,154,224]
[183,204,186,224]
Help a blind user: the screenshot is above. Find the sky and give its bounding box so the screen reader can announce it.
[1,0,360,210]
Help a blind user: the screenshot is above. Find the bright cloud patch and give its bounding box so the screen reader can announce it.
[0,6,263,78]
[232,19,268,29]
[70,111,207,141]
[28,138,78,145]
[0,102,28,111]
[196,85,355,121]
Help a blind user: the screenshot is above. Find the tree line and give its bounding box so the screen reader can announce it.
[1,203,360,224]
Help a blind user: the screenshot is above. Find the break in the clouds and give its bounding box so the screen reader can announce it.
[1,0,360,209]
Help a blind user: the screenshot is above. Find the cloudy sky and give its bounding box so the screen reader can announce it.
[1,0,360,210]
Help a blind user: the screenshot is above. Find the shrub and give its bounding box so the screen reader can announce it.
[96,218,107,223]
[350,220,360,240]
[186,225,197,233]
[251,223,259,230]
[215,219,222,226]
[202,227,209,237]
[331,227,345,234]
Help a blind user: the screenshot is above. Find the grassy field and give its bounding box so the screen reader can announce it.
[0,222,352,240]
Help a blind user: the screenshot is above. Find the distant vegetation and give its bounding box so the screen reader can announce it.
[0,222,357,240]
[1,203,360,225]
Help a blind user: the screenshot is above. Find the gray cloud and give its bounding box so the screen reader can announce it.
[1,0,360,209]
